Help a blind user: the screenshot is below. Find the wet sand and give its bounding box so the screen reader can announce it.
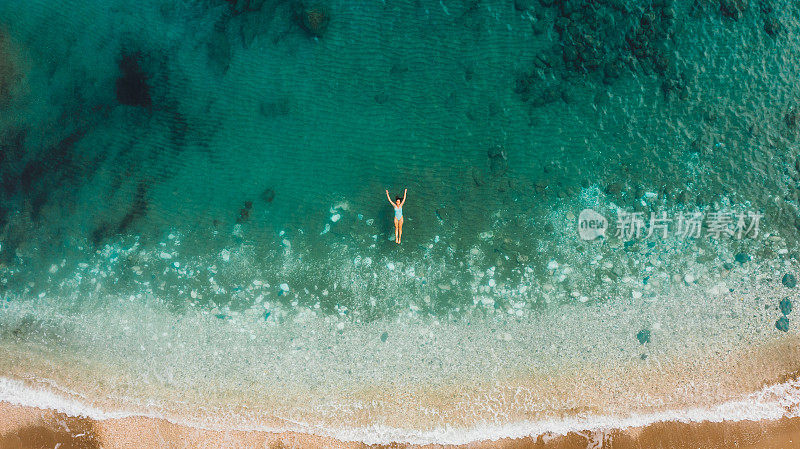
[1,335,799,448]
[2,400,800,449]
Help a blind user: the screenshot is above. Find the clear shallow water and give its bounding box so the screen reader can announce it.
[1,0,800,443]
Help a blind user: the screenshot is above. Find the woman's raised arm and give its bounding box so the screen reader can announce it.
[400,188,407,206]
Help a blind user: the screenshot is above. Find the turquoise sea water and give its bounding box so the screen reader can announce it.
[1,0,800,443]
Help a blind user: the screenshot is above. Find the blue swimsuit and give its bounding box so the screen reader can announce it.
[394,206,403,219]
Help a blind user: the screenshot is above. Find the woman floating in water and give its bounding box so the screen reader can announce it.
[386,188,407,244]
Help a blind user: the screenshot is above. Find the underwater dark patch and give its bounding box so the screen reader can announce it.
[294,2,330,37]
[0,127,26,198]
[116,51,152,108]
[224,0,268,15]
[116,181,149,234]
[207,19,233,75]
[90,221,113,247]
[517,0,684,108]
[0,315,68,345]
[166,109,190,148]
[260,97,291,118]
[19,129,85,196]
[90,180,150,247]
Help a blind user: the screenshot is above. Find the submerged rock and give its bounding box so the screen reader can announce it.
[523,0,679,97]
[389,62,409,77]
[0,127,26,173]
[764,16,783,37]
[780,297,793,316]
[605,182,623,196]
[734,253,750,264]
[207,22,232,75]
[636,328,651,344]
[514,70,562,107]
[782,273,797,288]
[380,331,389,342]
[471,167,486,186]
[435,206,451,221]
[785,108,799,131]
[776,316,789,332]
[719,0,747,20]
[661,73,689,100]
[224,0,267,15]
[296,3,330,37]
[374,92,389,104]
[260,188,275,203]
[260,97,291,118]
[514,0,535,11]
[1,315,67,344]
[0,28,24,108]
[514,62,564,108]
[237,201,252,223]
[488,145,508,176]
[116,182,149,235]
[116,52,152,108]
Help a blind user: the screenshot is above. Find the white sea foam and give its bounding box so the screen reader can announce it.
[0,377,136,421]
[1,375,799,445]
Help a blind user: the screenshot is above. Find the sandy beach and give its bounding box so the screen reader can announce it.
[2,399,800,449]
[1,335,799,448]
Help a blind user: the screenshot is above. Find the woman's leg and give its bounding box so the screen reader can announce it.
[398,218,403,243]
[394,218,399,243]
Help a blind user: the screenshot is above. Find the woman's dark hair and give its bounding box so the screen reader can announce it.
[395,196,402,202]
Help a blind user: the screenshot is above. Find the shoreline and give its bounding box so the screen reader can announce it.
[1,288,797,440]
[0,336,799,445]
[1,360,800,447]
[2,400,800,449]
[1,284,797,446]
